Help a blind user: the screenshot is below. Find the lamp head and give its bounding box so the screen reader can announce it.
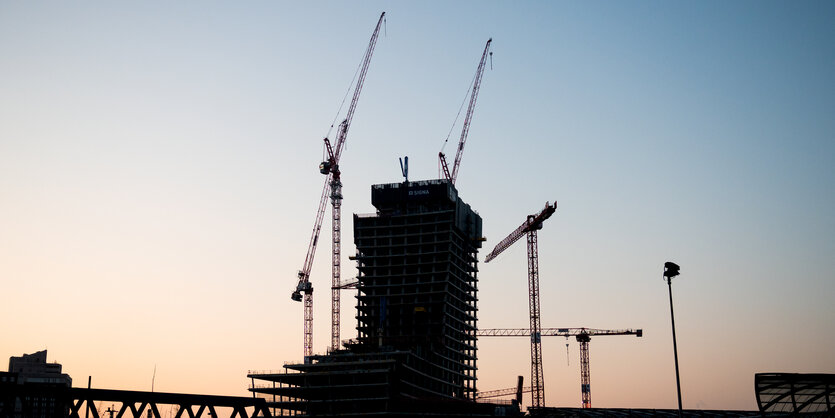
[664,261,680,278]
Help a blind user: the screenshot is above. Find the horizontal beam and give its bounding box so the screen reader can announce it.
[478,328,642,337]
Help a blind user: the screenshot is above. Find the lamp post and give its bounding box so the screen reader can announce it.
[664,261,683,416]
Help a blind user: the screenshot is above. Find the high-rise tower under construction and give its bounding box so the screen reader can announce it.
[354,179,482,398]
[248,179,495,416]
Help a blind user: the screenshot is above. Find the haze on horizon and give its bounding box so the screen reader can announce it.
[1,1,834,411]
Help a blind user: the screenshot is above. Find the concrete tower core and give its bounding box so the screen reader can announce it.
[354,179,482,399]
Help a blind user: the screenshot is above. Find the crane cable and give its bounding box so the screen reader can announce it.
[324,14,386,158]
[440,70,476,155]
[440,44,492,154]
[325,43,366,142]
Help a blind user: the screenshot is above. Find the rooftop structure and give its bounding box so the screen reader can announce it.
[7,350,72,387]
[755,372,835,415]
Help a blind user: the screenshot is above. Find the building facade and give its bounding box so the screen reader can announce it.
[353,179,482,400]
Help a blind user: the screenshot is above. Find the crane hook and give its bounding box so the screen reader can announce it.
[565,336,570,366]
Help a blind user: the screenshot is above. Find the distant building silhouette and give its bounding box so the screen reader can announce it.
[1,350,72,418]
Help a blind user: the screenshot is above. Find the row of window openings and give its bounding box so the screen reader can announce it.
[372,210,455,221]
[354,317,476,329]
[359,213,454,227]
[355,297,477,310]
[356,223,452,237]
[359,268,464,278]
[358,255,452,266]
[357,242,453,253]
[354,242,477,259]
[355,280,477,296]
[353,297,477,313]
[358,264,478,277]
[356,282,477,296]
[356,292,477,306]
[354,309,477,326]
[354,317,477,330]
[356,277,477,291]
[422,356,477,381]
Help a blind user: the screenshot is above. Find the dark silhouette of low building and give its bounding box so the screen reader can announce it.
[1,350,72,418]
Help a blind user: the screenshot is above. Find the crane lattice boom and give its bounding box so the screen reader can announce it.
[478,328,642,337]
[478,327,642,408]
[484,202,556,263]
[439,38,492,185]
[292,12,385,358]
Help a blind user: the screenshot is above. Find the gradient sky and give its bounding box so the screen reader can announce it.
[2,1,834,412]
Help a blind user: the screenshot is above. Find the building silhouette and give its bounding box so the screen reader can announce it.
[248,179,503,416]
[1,350,72,418]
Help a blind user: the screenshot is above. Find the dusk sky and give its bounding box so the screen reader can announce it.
[2,1,834,412]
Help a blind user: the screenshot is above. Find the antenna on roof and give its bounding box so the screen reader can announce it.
[399,156,409,183]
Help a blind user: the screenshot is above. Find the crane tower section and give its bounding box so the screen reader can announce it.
[484,202,557,409]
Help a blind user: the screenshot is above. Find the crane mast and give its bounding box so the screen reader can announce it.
[484,201,556,409]
[291,12,385,359]
[439,38,492,185]
[478,327,642,408]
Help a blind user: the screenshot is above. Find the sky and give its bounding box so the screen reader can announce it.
[1,0,834,412]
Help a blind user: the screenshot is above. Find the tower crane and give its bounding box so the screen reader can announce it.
[439,38,492,185]
[484,202,557,408]
[478,327,643,408]
[291,12,385,358]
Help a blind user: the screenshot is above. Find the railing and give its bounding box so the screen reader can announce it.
[247,370,285,375]
[475,398,515,405]
[249,384,300,390]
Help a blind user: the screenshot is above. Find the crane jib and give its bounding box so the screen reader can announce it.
[293,11,386,358]
[440,38,492,186]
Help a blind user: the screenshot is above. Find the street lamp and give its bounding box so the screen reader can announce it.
[664,261,683,416]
